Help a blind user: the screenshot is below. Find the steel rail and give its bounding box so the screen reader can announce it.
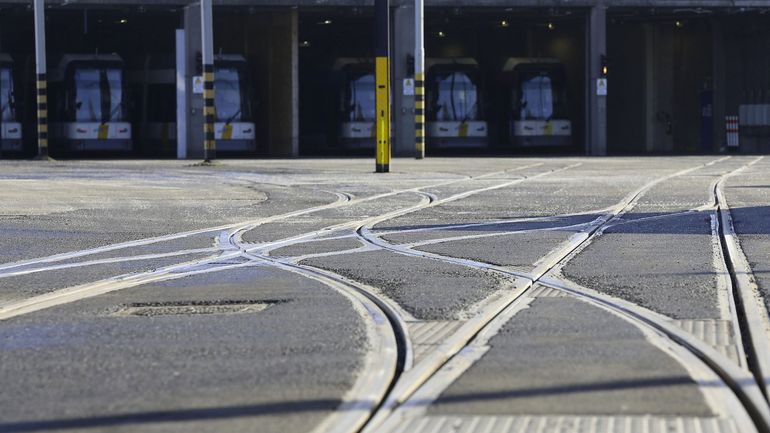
[344,157,769,433]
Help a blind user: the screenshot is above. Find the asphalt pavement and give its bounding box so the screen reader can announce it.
[0,156,768,433]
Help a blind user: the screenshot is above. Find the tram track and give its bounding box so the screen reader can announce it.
[318,155,770,433]
[215,156,756,433]
[0,161,571,433]
[4,157,767,432]
[0,162,546,277]
[713,156,770,399]
[0,162,551,319]
[220,162,583,433]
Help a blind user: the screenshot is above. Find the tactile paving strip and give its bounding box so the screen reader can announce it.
[389,415,738,433]
[527,285,569,298]
[409,321,465,364]
[673,319,742,365]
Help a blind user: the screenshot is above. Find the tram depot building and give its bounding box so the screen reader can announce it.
[1,0,770,159]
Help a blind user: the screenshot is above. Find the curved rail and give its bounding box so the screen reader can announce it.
[344,156,770,433]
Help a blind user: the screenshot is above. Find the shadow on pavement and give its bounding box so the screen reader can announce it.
[0,399,346,432]
[375,206,770,236]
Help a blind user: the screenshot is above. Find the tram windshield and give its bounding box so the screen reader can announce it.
[73,67,125,122]
[215,66,248,123]
[0,67,14,121]
[429,69,480,122]
[344,73,376,122]
[514,67,568,121]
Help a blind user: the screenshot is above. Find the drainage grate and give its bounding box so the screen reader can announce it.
[115,300,281,317]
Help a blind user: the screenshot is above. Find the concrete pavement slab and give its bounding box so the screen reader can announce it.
[428,298,713,416]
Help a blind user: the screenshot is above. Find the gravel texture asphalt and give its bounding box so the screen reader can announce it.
[0,156,766,432]
[268,237,364,257]
[0,266,367,433]
[303,250,515,320]
[414,230,575,271]
[562,212,721,320]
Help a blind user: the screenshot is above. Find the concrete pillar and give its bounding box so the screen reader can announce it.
[585,5,607,156]
[393,5,415,157]
[268,10,298,157]
[183,4,204,159]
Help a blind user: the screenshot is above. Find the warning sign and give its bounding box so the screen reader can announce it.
[193,76,204,94]
[403,78,415,96]
[597,78,608,96]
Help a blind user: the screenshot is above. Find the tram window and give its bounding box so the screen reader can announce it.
[73,68,125,122]
[215,67,246,122]
[429,71,479,122]
[346,73,376,122]
[514,69,568,121]
[0,68,14,121]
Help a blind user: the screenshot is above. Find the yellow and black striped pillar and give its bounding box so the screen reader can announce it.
[374,0,390,173]
[200,0,216,162]
[36,74,48,158]
[414,72,425,158]
[203,64,216,162]
[414,0,425,159]
[34,0,49,159]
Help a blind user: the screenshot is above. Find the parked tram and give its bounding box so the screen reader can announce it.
[49,54,132,152]
[502,58,572,147]
[206,54,256,152]
[333,58,375,150]
[131,53,256,154]
[426,58,488,149]
[0,54,22,152]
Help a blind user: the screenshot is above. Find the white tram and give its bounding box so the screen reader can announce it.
[49,54,132,152]
[333,58,376,150]
[0,54,22,152]
[131,53,256,153]
[503,58,572,147]
[426,58,488,149]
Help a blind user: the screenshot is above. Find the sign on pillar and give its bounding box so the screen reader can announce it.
[597,78,608,96]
